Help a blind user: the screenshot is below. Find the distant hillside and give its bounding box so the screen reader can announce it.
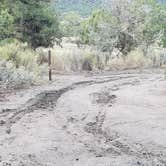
[56,0,102,16]
[56,0,165,16]
[159,0,166,3]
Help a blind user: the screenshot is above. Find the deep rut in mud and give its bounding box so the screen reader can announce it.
[1,71,165,166]
[0,75,138,132]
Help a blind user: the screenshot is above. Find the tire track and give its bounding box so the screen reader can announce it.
[0,75,137,133]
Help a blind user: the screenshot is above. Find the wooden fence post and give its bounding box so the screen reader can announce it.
[48,50,52,81]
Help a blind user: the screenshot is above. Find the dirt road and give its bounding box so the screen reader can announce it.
[0,70,166,166]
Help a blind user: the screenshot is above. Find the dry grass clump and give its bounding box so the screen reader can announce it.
[37,40,165,72]
[36,38,110,72]
[0,42,38,70]
[125,49,152,69]
[108,49,153,70]
[0,60,36,89]
[46,39,166,71]
[147,47,166,67]
[1,39,164,90]
[0,42,46,89]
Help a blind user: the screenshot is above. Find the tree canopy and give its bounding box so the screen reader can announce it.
[0,0,61,49]
[79,0,166,56]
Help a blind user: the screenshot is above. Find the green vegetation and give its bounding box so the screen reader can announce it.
[79,0,166,57]
[0,42,40,89]
[0,0,166,89]
[0,0,61,88]
[0,0,61,49]
[0,9,14,41]
[60,12,82,37]
[17,1,61,49]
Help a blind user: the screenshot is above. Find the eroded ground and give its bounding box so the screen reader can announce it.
[0,70,166,166]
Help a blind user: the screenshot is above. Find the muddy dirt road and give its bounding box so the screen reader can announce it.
[0,70,166,166]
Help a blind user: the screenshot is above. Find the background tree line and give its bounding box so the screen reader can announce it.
[59,0,165,58]
[0,0,61,49]
[1,0,165,54]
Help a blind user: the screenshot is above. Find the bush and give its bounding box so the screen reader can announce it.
[0,42,21,67]
[0,42,39,71]
[147,47,166,67]
[108,49,153,70]
[18,2,61,49]
[0,42,46,89]
[41,38,108,72]
[0,60,36,89]
[125,49,152,69]
[0,9,14,40]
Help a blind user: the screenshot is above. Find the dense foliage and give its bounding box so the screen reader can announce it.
[0,0,62,88]
[60,12,82,37]
[78,0,166,57]
[0,0,61,49]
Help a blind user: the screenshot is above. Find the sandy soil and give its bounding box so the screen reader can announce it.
[0,69,166,166]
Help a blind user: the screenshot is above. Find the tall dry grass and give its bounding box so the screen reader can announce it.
[0,42,47,89]
[37,39,166,72]
[1,38,165,90]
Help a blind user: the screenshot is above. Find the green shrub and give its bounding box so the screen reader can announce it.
[0,60,36,89]
[0,42,21,67]
[125,49,152,68]
[0,42,46,89]
[0,42,39,70]
[0,9,14,40]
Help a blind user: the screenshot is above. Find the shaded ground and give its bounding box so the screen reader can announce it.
[0,69,166,166]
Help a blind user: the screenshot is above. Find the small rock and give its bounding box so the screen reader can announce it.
[2,162,11,166]
[137,161,141,165]
[0,120,5,125]
[142,152,147,155]
[82,60,92,71]
[6,128,11,134]
[96,154,103,158]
